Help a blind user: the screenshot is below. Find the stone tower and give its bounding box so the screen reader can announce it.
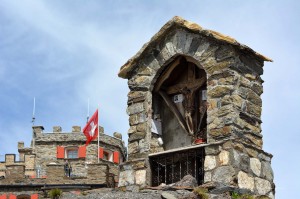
[118,16,274,198]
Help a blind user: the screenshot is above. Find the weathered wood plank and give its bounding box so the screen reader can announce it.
[159,90,191,136]
[166,77,206,95]
[154,57,181,92]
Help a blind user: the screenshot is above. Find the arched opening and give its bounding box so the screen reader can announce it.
[152,56,207,150]
[17,194,30,199]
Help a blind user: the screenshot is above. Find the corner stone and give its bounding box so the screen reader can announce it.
[118,170,135,187]
[237,171,254,191]
[250,158,261,177]
[255,177,272,195]
[204,156,216,171]
[135,169,146,186]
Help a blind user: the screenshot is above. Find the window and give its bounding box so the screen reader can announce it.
[103,151,110,161]
[103,150,113,161]
[57,145,86,159]
[66,147,78,159]
[99,147,120,163]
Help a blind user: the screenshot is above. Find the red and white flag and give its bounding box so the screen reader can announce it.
[83,109,98,145]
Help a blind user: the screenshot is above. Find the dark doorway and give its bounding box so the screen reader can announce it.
[17,195,31,199]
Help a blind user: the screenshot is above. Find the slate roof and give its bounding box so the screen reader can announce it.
[118,16,272,79]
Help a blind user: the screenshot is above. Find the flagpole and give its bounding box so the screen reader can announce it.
[87,98,90,124]
[97,106,100,163]
[32,97,36,126]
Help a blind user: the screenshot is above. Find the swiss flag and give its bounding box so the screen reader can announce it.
[83,109,98,145]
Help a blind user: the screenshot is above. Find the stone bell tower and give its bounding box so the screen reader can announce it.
[118,16,274,198]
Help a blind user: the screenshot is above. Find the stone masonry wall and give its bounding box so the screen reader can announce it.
[0,154,35,179]
[119,18,274,197]
[1,126,125,187]
[121,27,267,187]
[33,128,125,178]
[204,140,274,198]
[5,165,24,179]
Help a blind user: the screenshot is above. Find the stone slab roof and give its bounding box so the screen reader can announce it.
[118,16,272,79]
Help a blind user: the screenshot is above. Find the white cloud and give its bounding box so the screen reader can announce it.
[0,1,299,198]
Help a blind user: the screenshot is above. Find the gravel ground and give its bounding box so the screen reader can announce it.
[61,189,161,199]
[60,188,196,199]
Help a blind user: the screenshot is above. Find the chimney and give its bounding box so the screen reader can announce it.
[99,126,104,134]
[72,126,81,132]
[18,142,25,161]
[53,126,62,133]
[32,126,44,135]
[18,142,24,149]
[113,132,122,140]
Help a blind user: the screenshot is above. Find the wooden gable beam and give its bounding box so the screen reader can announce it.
[154,57,182,92]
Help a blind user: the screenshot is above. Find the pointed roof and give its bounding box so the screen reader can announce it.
[118,16,272,79]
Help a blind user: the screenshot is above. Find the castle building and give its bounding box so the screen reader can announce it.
[118,16,275,198]
[0,125,126,198]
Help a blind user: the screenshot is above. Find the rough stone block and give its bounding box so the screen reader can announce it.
[244,133,263,148]
[251,83,263,96]
[215,45,235,61]
[250,158,261,177]
[128,141,139,154]
[137,66,155,76]
[245,102,262,118]
[205,145,220,155]
[118,170,135,187]
[53,126,62,133]
[135,169,146,186]
[247,90,262,106]
[128,126,136,135]
[129,131,146,142]
[245,147,258,158]
[261,161,274,181]
[219,150,230,166]
[204,171,212,183]
[186,36,201,55]
[129,113,146,125]
[210,126,232,138]
[127,102,144,115]
[72,126,81,132]
[194,42,212,61]
[237,171,254,191]
[255,177,272,195]
[206,60,232,74]
[113,132,122,139]
[128,75,153,90]
[136,122,147,132]
[208,85,234,98]
[128,91,146,102]
[204,156,216,171]
[221,95,243,109]
[212,166,235,184]
[132,160,146,170]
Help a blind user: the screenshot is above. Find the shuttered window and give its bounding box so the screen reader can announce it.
[113,151,119,164]
[56,146,65,159]
[78,146,86,158]
[99,147,104,159]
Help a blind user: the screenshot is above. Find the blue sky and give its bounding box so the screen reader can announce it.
[0,0,299,198]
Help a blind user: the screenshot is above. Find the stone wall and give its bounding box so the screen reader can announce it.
[204,140,274,198]
[0,125,126,188]
[87,164,108,184]
[118,16,274,197]
[46,164,65,180]
[0,154,35,179]
[5,165,25,179]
